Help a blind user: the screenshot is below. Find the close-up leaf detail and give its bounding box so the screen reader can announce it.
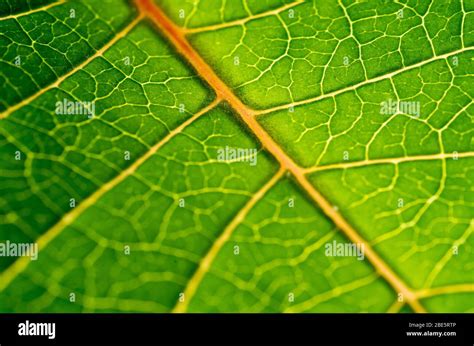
[0,0,473,313]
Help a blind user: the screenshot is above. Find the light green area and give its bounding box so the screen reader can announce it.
[189,0,472,109]
[156,0,294,29]
[423,293,474,313]
[259,51,474,168]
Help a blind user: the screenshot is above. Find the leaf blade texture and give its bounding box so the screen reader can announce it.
[0,0,473,313]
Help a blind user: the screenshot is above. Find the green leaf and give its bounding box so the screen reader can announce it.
[0,0,57,17]
[0,0,472,312]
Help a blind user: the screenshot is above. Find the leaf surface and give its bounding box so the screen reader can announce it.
[0,0,473,312]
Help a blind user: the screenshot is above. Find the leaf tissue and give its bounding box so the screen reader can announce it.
[0,0,473,313]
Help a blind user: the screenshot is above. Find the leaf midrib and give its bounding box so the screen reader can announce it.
[136,0,427,312]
